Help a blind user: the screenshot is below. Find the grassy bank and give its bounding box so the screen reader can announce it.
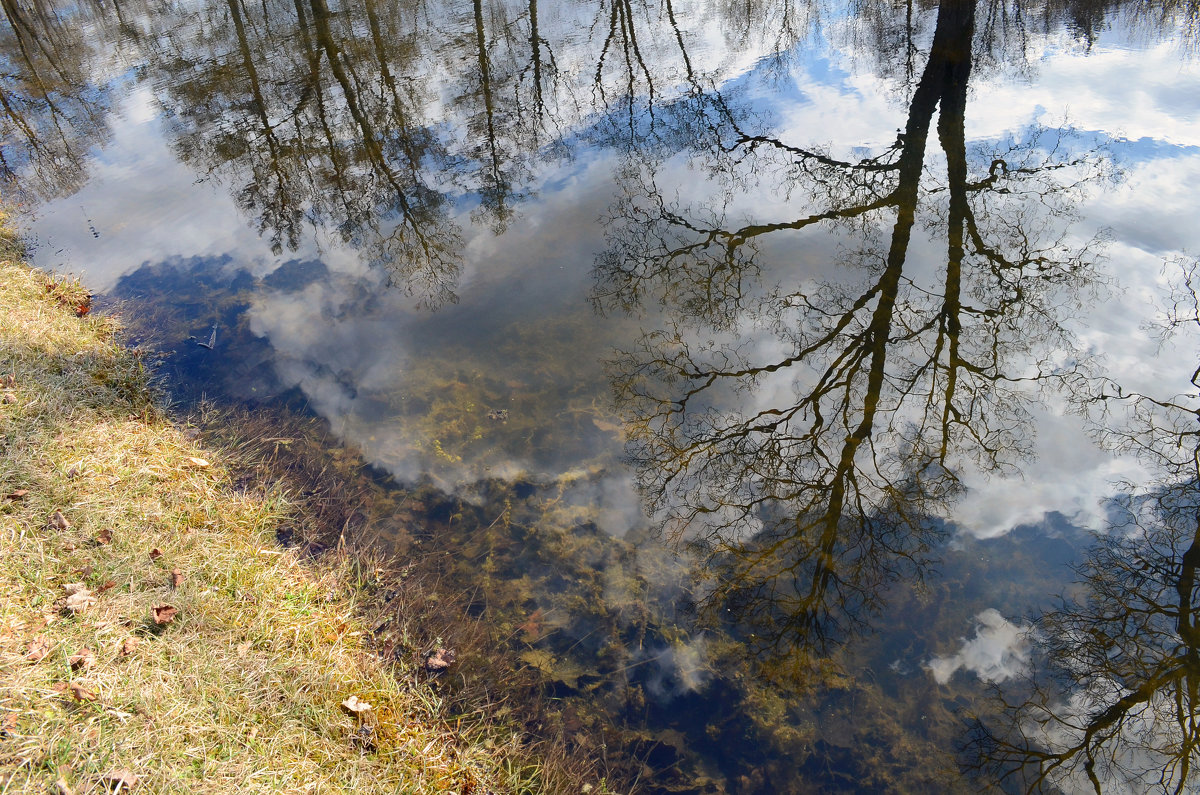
[0,222,577,793]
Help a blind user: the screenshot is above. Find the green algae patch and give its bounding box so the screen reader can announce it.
[0,239,570,792]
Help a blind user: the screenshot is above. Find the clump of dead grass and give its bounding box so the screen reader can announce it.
[0,256,571,792]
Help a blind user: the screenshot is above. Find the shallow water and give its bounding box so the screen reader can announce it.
[6,0,1200,791]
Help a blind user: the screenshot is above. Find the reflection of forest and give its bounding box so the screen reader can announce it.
[4,0,1200,792]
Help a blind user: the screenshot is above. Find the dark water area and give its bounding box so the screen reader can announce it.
[5,0,1200,791]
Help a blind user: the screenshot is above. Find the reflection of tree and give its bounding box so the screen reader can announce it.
[146,0,467,306]
[0,0,108,200]
[599,0,1110,667]
[972,261,1200,794]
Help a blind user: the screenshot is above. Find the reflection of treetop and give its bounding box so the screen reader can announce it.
[598,0,1116,660]
[0,0,110,201]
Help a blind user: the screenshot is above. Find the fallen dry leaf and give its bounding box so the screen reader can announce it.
[186,456,210,469]
[98,769,138,792]
[170,568,184,588]
[1,392,15,405]
[235,640,252,657]
[64,585,97,615]
[340,695,373,716]
[69,682,97,702]
[97,580,117,593]
[62,541,77,552]
[151,604,178,625]
[69,648,96,672]
[49,510,71,530]
[25,634,52,662]
[1,712,17,737]
[119,637,140,656]
[4,489,28,501]
[148,548,163,560]
[96,529,113,545]
[53,777,74,795]
[425,647,456,673]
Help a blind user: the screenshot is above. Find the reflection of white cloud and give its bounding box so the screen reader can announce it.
[953,407,1152,539]
[926,608,1035,685]
[27,86,293,292]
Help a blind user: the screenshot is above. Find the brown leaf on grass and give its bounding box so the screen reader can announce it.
[53,777,74,795]
[69,682,97,702]
[25,634,52,662]
[1,392,15,405]
[63,585,97,615]
[2,373,14,387]
[62,541,77,552]
[49,510,71,530]
[170,568,184,588]
[148,548,163,560]
[98,769,138,791]
[150,604,177,625]
[95,529,113,545]
[1,712,18,737]
[340,695,373,717]
[69,648,96,672]
[425,647,456,673]
[118,637,139,656]
[4,488,28,500]
[74,565,94,578]
[186,457,210,469]
[97,580,117,593]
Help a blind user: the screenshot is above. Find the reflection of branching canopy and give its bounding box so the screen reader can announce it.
[973,481,1200,794]
[599,0,1108,665]
[0,0,110,200]
[974,259,1200,794]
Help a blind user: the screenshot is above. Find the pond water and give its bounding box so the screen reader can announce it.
[5,0,1200,791]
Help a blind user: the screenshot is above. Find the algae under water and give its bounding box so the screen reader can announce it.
[6,0,1200,790]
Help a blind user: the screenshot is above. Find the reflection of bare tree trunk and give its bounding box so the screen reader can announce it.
[800,0,976,595]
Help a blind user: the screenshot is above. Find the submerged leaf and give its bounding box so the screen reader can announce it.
[425,647,456,673]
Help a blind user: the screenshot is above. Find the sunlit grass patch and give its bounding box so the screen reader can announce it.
[0,252,566,793]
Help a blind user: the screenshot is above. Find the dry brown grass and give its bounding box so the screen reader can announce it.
[0,231,583,793]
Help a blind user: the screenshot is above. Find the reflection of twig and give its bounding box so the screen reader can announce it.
[188,322,218,350]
